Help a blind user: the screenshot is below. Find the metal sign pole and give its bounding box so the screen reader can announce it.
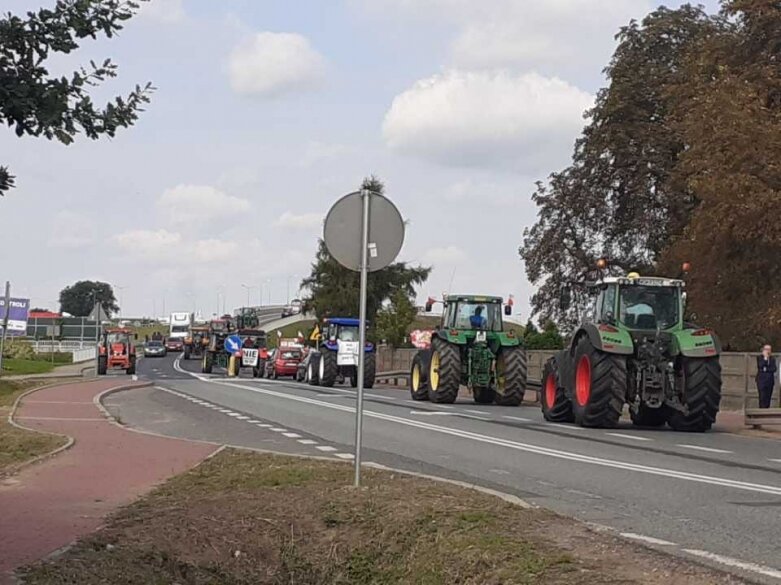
[0,281,10,375]
[353,190,370,487]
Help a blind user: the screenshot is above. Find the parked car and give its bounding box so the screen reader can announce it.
[281,299,303,318]
[165,338,183,352]
[144,340,167,358]
[266,346,303,379]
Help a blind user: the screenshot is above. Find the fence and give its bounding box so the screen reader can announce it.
[72,348,96,363]
[376,347,779,411]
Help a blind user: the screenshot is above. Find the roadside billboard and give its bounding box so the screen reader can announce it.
[0,297,30,336]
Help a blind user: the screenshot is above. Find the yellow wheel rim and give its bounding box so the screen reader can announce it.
[495,354,506,395]
[412,363,420,391]
[430,351,440,390]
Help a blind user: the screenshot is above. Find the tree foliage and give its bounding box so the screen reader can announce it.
[520,6,722,329]
[375,289,417,347]
[302,177,431,324]
[0,0,153,194]
[59,280,118,317]
[658,0,781,348]
[523,320,564,350]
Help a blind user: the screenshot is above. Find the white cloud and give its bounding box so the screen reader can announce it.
[139,0,185,23]
[228,32,327,97]
[157,185,250,226]
[193,239,239,263]
[48,211,93,249]
[274,211,323,230]
[383,70,593,173]
[113,229,182,260]
[422,245,468,265]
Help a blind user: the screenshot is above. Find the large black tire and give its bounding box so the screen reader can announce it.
[318,349,338,387]
[571,337,626,428]
[409,353,430,401]
[630,405,668,427]
[183,347,191,360]
[97,355,107,376]
[667,357,721,432]
[541,357,574,422]
[307,359,320,386]
[473,386,496,404]
[202,353,213,374]
[427,338,460,403]
[126,356,136,376]
[364,352,376,389]
[493,346,527,406]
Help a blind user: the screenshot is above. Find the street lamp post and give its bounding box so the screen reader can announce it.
[241,284,251,308]
[115,285,127,318]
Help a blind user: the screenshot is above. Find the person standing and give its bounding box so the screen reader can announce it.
[756,345,777,408]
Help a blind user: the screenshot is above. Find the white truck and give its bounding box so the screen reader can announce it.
[167,312,192,350]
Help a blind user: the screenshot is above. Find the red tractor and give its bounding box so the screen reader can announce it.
[98,328,137,375]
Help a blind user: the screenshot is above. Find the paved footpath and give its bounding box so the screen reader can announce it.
[0,379,217,584]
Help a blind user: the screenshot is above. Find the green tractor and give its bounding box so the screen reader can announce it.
[409,295,527,405]
[543,264,722,431]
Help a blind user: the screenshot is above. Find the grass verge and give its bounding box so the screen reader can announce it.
[20,450,740,585]
[0,379,69,474]
[1,359,56,375]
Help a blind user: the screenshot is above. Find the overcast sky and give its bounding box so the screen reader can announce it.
[1,0,719,319]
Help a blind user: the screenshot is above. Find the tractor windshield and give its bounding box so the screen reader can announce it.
[106,333,128,344]
[619,285,680,330]
[453,302,502,332]
[338,326,359,341]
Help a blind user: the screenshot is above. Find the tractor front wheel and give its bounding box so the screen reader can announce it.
[493,346,527,406]
[202,353,213,374]
[571,337,626,428]
[427,338,460,404]
[364,352,376,389]
[541,357,574,422]
[307,360,320,386]
[318,350,338,387]
[126,356,136,376]
[97,355,107,376]
[409,353,430,401]
[183,347,191,360]
[667,357,721,432]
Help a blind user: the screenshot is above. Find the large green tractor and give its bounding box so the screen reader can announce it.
[543,266,722,431]
[409,295,527,405]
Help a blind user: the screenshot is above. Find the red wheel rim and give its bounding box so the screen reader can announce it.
[544,373,557,409]
[575,355,591,407]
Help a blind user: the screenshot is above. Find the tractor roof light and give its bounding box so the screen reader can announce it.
[682,261,692,273]
[596,258,608,270]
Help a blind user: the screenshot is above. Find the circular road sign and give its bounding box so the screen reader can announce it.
[224,334,242,353]
[323,191,405,272]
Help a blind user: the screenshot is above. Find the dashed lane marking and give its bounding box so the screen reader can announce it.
[298,439,318,445]
[247,419,261,424]
[677,444,733,454]
[620,533,676,546]
[464,409,490,415]
[335,453,355,460]
[282,432,302,438]
[503,415,532,422]
[226,413,242,418]
[236,416,250,420]
[768,459,781,464]
[270,428,287,432]
[607,433,652,442]
[256,423,272,428]
[316,446,337,452]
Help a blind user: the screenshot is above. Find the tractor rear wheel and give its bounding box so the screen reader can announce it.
[202,353,213,374]
[667,357,721,432]
[427,338,460,403]
[409,353,430,401]
[318,349,338,387]
[571,337,626,428]
[541,357,574,422]
[630,405,668,427]
[473,386,496,403]
[183,347,191,360]
[97,355,107,376]
[493,346,527,406]
[365,352,376,389]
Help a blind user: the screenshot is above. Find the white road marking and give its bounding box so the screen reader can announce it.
[316,446,337,452]
[503,415,532,422]
[682,549,781,580]
[464,409,490,415]
[270,427,287,432]
[335,453,354,460]
[677,444,733,454]
[317,393,348,398]
[768,459,781,464]
[410,410,462,416]
[256,423,272,428]
[247,420,261,424]
[226,413,242,418]
[214,380,781,497]
[549,423,587,431]
[282,432,302,438]
[219,409,234,414]
[488,469,509,475]
[620,533,676,546]
[607,433,652,442]
[298,439,318,445]
[236,416,250,420]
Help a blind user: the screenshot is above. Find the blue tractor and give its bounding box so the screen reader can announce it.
[306,318,376,388]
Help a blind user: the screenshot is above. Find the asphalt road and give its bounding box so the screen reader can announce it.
[105,353,781,584]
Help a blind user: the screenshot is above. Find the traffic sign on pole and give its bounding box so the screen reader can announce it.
[224,335,242,353]
[323,189,405,487]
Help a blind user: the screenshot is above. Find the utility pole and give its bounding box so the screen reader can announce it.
[0,281,10,375]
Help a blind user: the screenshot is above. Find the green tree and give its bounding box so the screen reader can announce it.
[0,1,153,194]
[59,280,118,317]
[523,319,564,350]
[374,289,417,347]
[302,177,430,323]
[520,6,723,329]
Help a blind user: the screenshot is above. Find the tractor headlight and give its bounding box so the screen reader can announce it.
[476,331,487,343]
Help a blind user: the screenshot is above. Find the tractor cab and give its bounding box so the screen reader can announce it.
[592,273,684,333]
[306,318,376,388]
[98,328,136,375]
[429,295,511,333]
